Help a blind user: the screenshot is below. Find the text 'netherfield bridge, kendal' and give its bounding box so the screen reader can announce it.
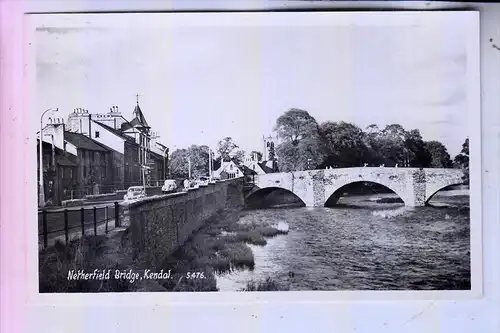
[245,167,464,207]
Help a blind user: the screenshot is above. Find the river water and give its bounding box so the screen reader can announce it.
[216,190,470,291]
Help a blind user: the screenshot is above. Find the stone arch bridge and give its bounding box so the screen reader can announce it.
[245,167,464,207]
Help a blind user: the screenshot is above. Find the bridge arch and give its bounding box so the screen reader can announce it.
[425,183,465,205]
[324,180,411,207]
[245,186,307,208]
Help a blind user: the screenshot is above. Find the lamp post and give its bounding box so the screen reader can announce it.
[162,146,169,180]
[39,108,58,207]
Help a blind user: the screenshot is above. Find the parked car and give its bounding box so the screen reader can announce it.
[161,179,178,193]
[123,186,146,201]
[198,176,210,186]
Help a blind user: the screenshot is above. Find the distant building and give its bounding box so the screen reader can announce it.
[63,131,115,195]
[37,138,78,206]
[243,152,269,175]
[65,97,167,188]
[213,159,244,179]
[262,134,277,161]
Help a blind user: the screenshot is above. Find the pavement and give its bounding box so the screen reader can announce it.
[39,199,124,213]
[39,217,125,249]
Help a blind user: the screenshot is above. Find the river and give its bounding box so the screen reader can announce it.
[216,190,470,291]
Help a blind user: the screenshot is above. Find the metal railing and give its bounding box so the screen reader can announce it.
[38,202,121,249]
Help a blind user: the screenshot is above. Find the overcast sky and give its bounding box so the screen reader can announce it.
[34,12,471,156]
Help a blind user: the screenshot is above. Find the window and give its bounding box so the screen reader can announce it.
[252,165,255,170]
[95,131,100,138]
[83,166,87,177]
[230,164,233,170]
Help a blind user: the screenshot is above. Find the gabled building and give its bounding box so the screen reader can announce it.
[243,151,278,175]
[213,159,244,180]
[65,97,166,188]
[120,99,151,170]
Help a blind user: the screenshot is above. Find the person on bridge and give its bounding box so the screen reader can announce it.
[183,179,189,190]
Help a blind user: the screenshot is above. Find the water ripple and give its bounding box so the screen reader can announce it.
[216,194,470,291]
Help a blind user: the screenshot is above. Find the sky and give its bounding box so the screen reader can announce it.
[34,13,471,156]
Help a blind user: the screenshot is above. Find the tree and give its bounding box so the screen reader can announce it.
[169,145,209,179]
[404,129,432,167]
[319,121,369,167]
[217,137,245,163]
[454,138,469,184]
[275,108,320,145]
[250,151,263,162]
[276,139,324,172]
[425,141,453,168]
[274,108,325,171]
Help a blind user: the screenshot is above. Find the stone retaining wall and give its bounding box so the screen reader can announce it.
[121,178,244,270]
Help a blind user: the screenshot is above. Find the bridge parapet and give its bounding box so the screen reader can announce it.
[252,167,465,207]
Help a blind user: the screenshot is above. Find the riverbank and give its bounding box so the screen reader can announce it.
[158,209,290,291]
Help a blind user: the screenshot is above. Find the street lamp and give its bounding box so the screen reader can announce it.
[39,108,58,207]
[162,146,169,180]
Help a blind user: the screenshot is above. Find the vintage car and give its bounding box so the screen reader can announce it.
[198,176,210,186]
[123,186,146,201]
[161,179,178,193]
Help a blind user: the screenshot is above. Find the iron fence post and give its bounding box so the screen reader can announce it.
[64,209,69,244]
[114,201,119,227]
[105,206,109,234]
[42,210,48,248]
[80,207,85,236]
[93,206,97,235]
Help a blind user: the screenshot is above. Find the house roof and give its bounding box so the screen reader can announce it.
[92,120,131,141]
[57,156,78,167]
[37,139,78,167]
[240,164,257,175]
[121,103,150,131]
[215,160,243,175]
[258,161,274,174]
[64,131,109,152]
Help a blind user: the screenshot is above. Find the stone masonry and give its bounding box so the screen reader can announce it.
[249,167,464,207]
[121,178,244,270]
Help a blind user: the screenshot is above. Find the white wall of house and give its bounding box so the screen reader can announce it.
[65,142,78,156]
[89,122,125,154]
[214,160,244,178]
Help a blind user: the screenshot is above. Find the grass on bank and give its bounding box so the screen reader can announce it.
[242,277,290,291]
[38,235,131,293]
[160,209,289,292]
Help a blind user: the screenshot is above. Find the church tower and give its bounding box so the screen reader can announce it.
[262,135,276,161]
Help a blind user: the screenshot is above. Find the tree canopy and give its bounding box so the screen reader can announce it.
[272,108,458,172]
[453,138,469,184]
[217,137,245,164]
[169,145,209,179]
[275,108,320,145]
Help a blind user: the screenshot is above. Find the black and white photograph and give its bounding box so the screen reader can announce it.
[32,11,479,294]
